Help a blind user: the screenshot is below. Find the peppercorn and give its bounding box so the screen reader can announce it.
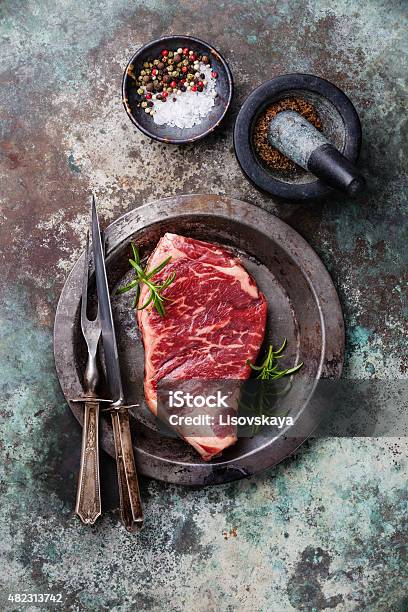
[134,46,217,114]
[211,71,218,78]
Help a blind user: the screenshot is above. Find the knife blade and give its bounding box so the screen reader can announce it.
[91,195,143,530]
[91,196,124,407]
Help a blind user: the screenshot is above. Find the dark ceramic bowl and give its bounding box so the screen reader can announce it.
[234,74,362,200]
[122,35,233,144]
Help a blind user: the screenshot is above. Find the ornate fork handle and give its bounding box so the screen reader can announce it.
[75,348,102,524]
[75,397,101,524]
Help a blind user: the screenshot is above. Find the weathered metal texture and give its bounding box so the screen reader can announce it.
[54,195,344,485]
[0,1,407,610]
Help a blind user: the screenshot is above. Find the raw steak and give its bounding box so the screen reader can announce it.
[137,233,267,460]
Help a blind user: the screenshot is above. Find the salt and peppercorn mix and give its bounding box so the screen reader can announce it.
[127,47,218,116]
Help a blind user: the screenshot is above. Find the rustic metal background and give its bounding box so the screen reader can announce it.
[0,1,406,610]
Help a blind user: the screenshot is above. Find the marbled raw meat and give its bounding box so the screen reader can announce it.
[137,233,267,460]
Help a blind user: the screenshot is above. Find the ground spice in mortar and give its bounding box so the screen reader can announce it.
[253,97,323,173]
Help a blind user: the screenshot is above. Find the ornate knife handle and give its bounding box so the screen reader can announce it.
[111,408,143,531]
[75,399,101,524]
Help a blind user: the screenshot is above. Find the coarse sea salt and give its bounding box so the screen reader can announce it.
[152,64,217,129]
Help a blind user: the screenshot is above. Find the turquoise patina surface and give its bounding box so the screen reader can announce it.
[0,1,407,610]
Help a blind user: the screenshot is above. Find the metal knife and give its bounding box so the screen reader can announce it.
[91,195,144,531]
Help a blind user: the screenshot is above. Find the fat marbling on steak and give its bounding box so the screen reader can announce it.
[137,233,267,460]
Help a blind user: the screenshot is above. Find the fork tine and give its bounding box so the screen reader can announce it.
[81,230,90,330]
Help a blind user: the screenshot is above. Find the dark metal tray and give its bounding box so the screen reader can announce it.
[54,194,344,485]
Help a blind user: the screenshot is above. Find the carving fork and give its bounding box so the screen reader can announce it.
[75,231,102,524]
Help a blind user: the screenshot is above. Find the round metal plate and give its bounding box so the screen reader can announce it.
[54,195,344,485]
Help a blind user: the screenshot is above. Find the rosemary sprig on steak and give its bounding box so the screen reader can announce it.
[244,340,303,435]
[116,242,176,316]
[247,339,303,380]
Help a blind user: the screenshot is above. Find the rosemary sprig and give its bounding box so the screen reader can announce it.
[242,339,303,435]
[247,339,303,380]
[116,242,176,316]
